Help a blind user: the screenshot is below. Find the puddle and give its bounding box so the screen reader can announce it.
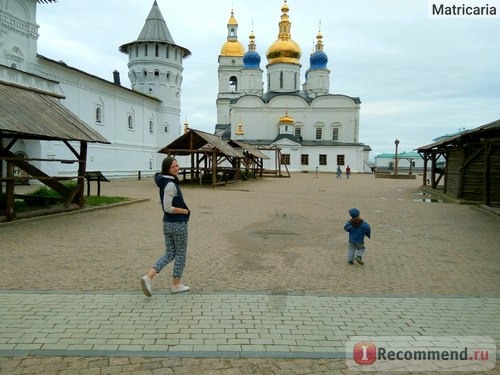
[413,192,444,203]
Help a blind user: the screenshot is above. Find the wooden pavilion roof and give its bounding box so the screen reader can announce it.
[0,81,109,143]
[417,119,500,152]
[159,129,244,158]
[227,139,270,159]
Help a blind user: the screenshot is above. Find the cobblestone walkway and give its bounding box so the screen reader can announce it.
[1,292,498,359]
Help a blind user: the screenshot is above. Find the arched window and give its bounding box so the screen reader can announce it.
[155,43,159,57]
[95,107,102,123]
[229,76,237,92]
[166,46,169,58]
[144,43,148,56]
[149,120,154,133]
[135,45,138,57]
[128,115,134,130]
[332,128,339,141]
[280,72,284,88]
[315,127,323,140]
[295,127,301,138]
[154,70,160,81]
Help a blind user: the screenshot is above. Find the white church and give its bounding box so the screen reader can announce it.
[215,2,371,173]
[1,0,370,178]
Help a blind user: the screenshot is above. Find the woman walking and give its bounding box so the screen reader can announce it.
[141,157,190,296]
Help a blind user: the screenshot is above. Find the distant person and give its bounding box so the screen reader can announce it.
[141,157,191,297]
[336,165,342,179]
[344,208,371,265]
[345,165,351,179]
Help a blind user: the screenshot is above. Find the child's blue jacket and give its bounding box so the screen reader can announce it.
[344,218,371,243]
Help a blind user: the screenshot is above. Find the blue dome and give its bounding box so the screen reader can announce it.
[310,50,328,69]
[243,51,261,68]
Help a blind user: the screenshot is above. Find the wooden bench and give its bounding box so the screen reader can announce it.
[84,171,109,196]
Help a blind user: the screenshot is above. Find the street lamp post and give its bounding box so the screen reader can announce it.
[394,139,400,175]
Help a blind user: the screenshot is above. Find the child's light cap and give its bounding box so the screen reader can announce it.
[349,208,360,218]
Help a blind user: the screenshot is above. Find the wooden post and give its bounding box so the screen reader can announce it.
[394,139,400,175]
[211,151,217,187]
[5,161,15,220]
[431,153,437,188]
[76,141,87,207]
[422,153,428,186]
[443,152,448,194]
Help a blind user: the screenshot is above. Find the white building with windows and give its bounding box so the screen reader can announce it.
[0,1,188,178]
[215,1,371,173]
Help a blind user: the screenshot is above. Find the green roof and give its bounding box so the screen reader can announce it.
[375,151,421,159]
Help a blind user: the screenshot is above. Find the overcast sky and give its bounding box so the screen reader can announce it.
[36,0,499,155]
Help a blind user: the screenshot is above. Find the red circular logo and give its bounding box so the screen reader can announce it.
[353,342,377,365]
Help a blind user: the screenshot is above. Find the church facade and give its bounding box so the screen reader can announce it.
[215,2,371,173]
[0,1,188,178]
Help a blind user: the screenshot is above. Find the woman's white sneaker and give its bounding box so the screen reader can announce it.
[171,284,190,293]
[141,275,152,297]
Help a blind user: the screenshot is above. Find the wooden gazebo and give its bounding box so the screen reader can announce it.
[159,129,272,187]
[159,129,245,187]
[227,139,270,179]
[0,81,109,221]
[417,119,500,207]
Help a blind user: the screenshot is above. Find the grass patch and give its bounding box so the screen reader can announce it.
[84,196,129,207]
[1,182,129,213]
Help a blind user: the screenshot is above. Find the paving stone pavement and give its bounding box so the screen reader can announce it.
[1,173,499,374]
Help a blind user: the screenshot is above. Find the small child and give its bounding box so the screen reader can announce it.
[344,208,371,265]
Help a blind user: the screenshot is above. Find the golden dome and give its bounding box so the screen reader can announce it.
[227,10,238,25]
[266,0,301,66]
[220,40,245,56]
[279,112,294,125]
[220,9,245,57]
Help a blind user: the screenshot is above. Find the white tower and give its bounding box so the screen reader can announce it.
[240,31,263,95]
[119,1,191,137]
[216,10,245,127]
[304,31,330,98]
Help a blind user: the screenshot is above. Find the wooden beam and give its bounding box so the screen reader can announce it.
[5,138,18,150]
[0,148,74,198]
[63,140,80,159]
